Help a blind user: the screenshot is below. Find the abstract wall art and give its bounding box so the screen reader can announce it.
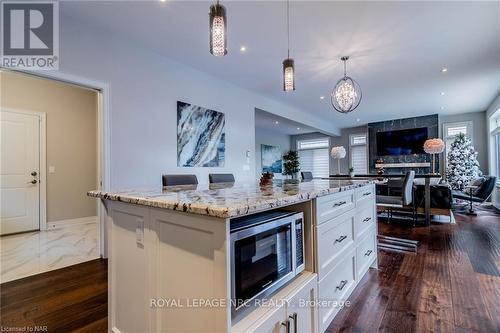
[177,101,225,167]
[261,144,282,173]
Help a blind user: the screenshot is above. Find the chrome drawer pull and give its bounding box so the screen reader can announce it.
[363,192,371,196]
[333,201,347,207]
[365,250,373,256]
[289,313,297,333]
[281,320,291,333]
[336,280,348,290]
[335,235,347,243]
[363,217,371,223]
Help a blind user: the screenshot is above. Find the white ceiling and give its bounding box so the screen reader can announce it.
[62,1,500,128]
[255,108,319,135]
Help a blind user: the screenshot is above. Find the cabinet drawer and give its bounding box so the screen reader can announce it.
[354,203,375,239]
[316,212,355,279]
[317,250,356,333]
[316,190,355,225]
[355,185,375,204]
[356,230,377,278]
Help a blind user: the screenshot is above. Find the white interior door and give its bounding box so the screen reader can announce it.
[0,110,40,235]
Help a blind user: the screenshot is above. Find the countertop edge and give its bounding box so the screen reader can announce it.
[87,181,375,219]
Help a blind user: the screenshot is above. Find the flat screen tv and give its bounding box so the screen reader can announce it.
[376,127,428,156]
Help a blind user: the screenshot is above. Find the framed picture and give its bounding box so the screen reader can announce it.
[261,144,282,173]
[177,101,225,167]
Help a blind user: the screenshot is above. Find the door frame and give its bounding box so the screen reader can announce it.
[1,108,47,232]
[2,68,111,258]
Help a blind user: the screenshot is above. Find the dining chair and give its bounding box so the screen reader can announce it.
[162,174,198,186]
[301,171,313,180]
[209,173,235,184]
[376,171,416,225]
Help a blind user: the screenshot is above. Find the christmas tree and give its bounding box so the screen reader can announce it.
[446,133,481,191]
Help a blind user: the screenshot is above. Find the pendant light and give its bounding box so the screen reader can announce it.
[282,0,295,92]
[331,56,362,113]
[209,0,227,56]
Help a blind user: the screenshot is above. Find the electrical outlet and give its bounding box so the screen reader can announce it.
[49,166,56,173]
[136,218,144,246]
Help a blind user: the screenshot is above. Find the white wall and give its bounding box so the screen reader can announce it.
[55,14,338,188]
[486,93,500,209]
[255,127,291,179]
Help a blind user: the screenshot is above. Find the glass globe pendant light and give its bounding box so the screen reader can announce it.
[282,0,295,91]
[331,56,362,113]
[209,0,227,56]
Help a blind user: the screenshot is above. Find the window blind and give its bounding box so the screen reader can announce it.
[350,145,367,174]
[298,148,329,178]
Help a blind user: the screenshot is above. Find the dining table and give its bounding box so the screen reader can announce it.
[324,173,442,225]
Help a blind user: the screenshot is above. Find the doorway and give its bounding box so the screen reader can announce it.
[0,70,103,282]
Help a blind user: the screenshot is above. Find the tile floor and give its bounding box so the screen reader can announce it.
[0,221,100,283]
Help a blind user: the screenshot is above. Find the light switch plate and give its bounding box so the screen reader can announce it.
[49,166,56,173]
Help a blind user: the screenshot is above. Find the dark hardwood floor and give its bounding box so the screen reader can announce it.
[1,206,499,333]
[0,258,107,333]
[328,205,500,333]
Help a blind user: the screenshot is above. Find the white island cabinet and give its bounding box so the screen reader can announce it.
[88,179,377,333]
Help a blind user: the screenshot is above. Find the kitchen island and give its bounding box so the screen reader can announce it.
[89,179,377,333]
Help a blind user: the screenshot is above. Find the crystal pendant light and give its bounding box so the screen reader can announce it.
[282,0,295,91]
[331,56,362,113]
[209,0,227,56]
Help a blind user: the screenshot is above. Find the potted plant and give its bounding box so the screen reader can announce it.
[348,166,355,178]
[283,150,300,179]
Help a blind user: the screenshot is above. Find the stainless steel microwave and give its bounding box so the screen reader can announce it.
[230,210,305,318]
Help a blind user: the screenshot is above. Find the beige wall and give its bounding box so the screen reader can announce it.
[1,71,98,223]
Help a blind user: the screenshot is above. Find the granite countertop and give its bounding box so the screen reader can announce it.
[87,179,374,219]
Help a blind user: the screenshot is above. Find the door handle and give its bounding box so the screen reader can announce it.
[28,179,38,185]
[289,313,297,333]
[281,319,291,333]
[363,217,371,223]
[363,192,371,196]
[365,250,373,256]
[333,201,347,207]
[31,171,38,176]
[336,280,348,290]
[335,235,347,243]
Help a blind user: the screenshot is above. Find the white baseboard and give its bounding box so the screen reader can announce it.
[47,216,98,229]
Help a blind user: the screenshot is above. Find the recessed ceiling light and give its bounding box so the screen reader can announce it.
[240,46,246,52]
[320,96,325,100]
[160,0,166,2]
[275,121,279,125]
[440,92,445,96]
[356,118,360,122]
[441,67,448,73]
[297,127,301,130]
[440,106,445,110]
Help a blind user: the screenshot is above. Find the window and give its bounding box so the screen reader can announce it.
[496,134,500,179]
[297,137,329,178]
[349,134,368,174]
[443,121,473,169]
